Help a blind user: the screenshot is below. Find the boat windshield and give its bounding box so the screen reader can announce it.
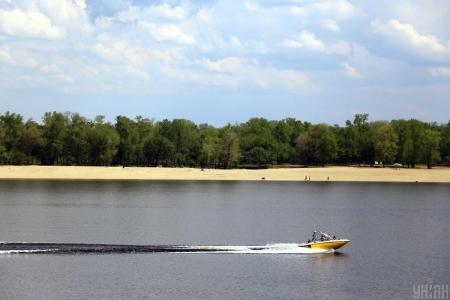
[311,231,334,242]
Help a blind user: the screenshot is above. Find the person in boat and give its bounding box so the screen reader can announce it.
[311,231,335,242]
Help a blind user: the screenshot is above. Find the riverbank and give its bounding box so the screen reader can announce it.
[0,165,449,183]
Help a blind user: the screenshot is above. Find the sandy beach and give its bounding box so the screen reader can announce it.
[0,165,449,183]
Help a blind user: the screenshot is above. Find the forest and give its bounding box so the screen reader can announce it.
[0,112,448,169]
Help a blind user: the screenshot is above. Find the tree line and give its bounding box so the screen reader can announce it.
[0,112,448,169]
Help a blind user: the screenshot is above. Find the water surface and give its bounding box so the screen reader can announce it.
[0,180,448,299]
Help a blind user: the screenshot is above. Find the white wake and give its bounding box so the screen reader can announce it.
[0,242,335,254]
[189,243,334,254]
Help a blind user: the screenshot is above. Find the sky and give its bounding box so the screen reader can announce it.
[0,0,449,126]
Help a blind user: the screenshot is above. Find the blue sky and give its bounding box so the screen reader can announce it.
[0,0,449,125]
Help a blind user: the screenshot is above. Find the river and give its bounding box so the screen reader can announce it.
[0,180,448,299]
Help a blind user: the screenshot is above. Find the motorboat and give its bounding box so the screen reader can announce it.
[300,231,350,250]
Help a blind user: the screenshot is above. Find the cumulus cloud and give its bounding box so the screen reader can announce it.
[283,31,326,52]
[94,42,149,66]
[0,0,92,40]
[0,46,14,64]
[116,3,190,22]
[371,19,450,59]
[0,46,40,68]
[1,0,449,113]
[173,57,314,91]
[36,0,91,30]
[290,0,359,20]
[139,21,196,45]
[203,57,243,73]
[329,40,352,56]
[193,57,314,91]
[284,31,352,57]
[244,1,258,11]
[320,19,341,33]
[0,8,65,39]
[342,62,361,78]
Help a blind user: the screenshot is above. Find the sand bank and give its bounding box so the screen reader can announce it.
[0,165,449,183]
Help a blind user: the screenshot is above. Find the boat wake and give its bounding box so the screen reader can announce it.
[0,242,333,255]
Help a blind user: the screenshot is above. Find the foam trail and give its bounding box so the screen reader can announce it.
[192,244,333,254]
[0,242,333,255]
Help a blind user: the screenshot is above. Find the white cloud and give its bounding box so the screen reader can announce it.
[320,19,341,33]
[1,0,448,107]
[203,57,243,73]
[0,46,13,64]
[329,40,351,56]
[94,43,120,61]
[275,69,311,90]
[290,0,359,20]
[123,65,150,80]
[164,57,313,91]
[244,1,258,11]
[0,46,40,68]
[139,21,196,45]
[284,32,351,56]
[283,30,326,52]
[149,3,190,20]
[342,62,361,79]
[37,0,91,31]
[371,19,450,59]
[194,7,214,23]
[116,3,190,22]
[39,64,63,74]
[0,8,65,39]
[429,67,450,77]
[93,41,150,74]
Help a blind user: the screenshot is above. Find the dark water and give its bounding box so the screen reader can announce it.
[0,180,448,299]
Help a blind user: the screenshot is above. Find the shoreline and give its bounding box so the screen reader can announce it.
[0,166,449,183]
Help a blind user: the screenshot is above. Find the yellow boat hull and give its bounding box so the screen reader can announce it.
[305,239,350,250]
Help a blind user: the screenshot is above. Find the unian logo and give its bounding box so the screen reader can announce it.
[413,283,449,299]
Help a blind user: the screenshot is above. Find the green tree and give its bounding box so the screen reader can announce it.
[198,124,220,168]
[19,120,44,164]
[392,119,409,164]
[0,126,6,163]
[63,113,89,165]
[440,121,450,163]
[295,124,337,165]
[0,112,26,164]
[404,120,425,168]
[86,122,119,165]
[115,116,140,166]
[143,135,175,166]
[372,122,398,165]
[1,111,448,169]
[337,120,359,164]
[41,112,69,165]
[239,118,276,166]
[134,116,154,165]
[422,129,441,169]
[217,127,239,168]
[170,119,200,166]
[353,113,374,164]
[272,118,305,163]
